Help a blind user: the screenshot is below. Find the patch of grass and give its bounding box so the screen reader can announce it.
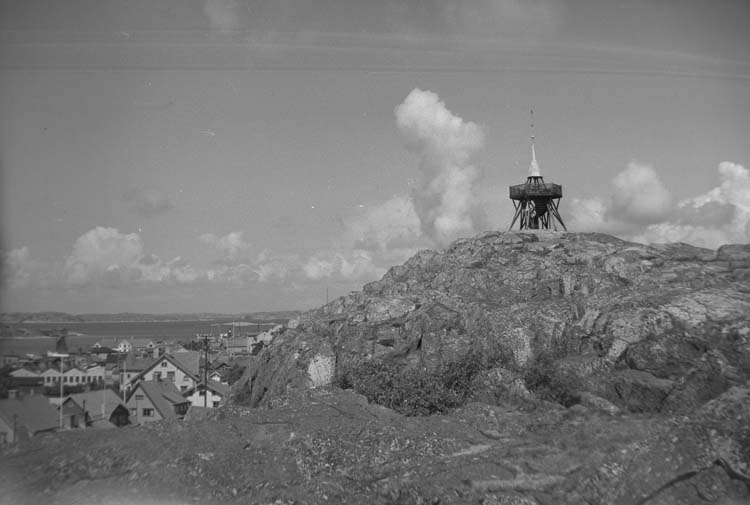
[336,349,506,416]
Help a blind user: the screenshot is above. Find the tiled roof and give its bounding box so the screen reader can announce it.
[130,354,198,384]
[171,350,200,375]
[122,353,154,372]
[133,381,189,420]
[0,396,59,434]
[61,398,85,416]
[184,381,231,398]
[68,390,127,421]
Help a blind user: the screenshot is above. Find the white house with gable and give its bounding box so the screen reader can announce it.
[129,354,198,392]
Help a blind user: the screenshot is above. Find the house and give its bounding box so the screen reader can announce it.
[68,390,130,428]
[171,349,200,376]
[0,394,59,444]
[126,380,190,424]
[57,397,86,430]
[118,353,154,392]
[9,366,40,379]
[183,381,231,408]
[129,353,199,392]
[223,336,252,356]
[208,370,224,383]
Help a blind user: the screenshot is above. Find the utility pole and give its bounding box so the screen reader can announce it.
[203,334,209,408]
[48,351,69,429]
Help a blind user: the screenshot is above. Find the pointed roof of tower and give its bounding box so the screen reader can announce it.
[528,109,541,177]
[529,142,541,177]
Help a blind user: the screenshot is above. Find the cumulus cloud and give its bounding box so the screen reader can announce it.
[2,247,40,288]
[64,227,201,287]
[303,250,386,283]
[395,88,486,247]
[345,196,423,252]
[632,161,750,248]
[123,187,174,217]
[199,231,252,260]
[570,161,750,249]
[607,162,673,225]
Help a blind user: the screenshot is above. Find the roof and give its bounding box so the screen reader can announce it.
[122,353,154,373]
[89,346,115,354]
[171,350,200,375]
[68,390,127,421]
[60,398,85,416]
[132,380,189,420]
[130,353,199,384]
[184,381,231,398]
[0,396,59,433]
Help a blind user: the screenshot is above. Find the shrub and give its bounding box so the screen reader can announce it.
[522,352,581,407]
[336,349,504,416]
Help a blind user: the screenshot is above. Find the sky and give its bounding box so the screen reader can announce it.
[1,0,749,314]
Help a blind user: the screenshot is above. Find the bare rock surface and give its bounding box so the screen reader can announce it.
[2,387,748,504]
[236,231,750,414]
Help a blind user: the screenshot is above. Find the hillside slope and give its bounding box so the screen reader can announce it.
[235,231,750,415]
[2,231,749,505]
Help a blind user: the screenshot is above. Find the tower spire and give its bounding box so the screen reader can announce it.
[529,109,540,177]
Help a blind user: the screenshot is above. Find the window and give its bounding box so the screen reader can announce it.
[142,408,153,417]
[135,394,144,400]
[130,408,136,416]
[75,376,79,383]
[167,371,175,382]
[153,372,161,380]
[213,401,220,408]
[180,385,187,391]
[160,361,167,367]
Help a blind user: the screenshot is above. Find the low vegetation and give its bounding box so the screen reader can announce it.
[336,349,507,416]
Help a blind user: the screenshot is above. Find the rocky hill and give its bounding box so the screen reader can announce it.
[2,231,749,505]
[236,231,750,415]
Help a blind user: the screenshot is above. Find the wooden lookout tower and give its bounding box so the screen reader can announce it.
[508,112,567,231]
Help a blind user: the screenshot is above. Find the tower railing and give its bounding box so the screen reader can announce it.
[509,183,562,199]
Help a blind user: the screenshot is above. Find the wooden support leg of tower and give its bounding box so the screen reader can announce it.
[508,201,522,231]
[549,199,567,231]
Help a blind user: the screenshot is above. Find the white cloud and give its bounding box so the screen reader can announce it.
[572,161,750,249]
[607,162,673,225]
[303,250,386,283]
[199,231,252,260]
[64,227,202,287]
[395,88,486,247]
[2,247,40,288]
[631,161,750,247]
[345,195,423,253]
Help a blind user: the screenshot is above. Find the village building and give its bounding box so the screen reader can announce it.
[125,380,190,424]
[0,394,59,444]
[183,381,231,409]
[68,390,130,428]
[170,349,200,376]
[129,353,199,392]
[118,353,154,392]
[56,397,87,430]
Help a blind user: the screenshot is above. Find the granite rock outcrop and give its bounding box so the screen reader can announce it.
[235,232,750,415]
